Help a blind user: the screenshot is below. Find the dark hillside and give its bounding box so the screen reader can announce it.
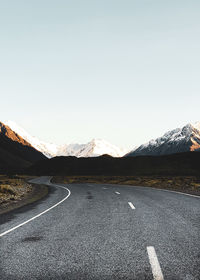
[0,122,46,173]
[27,152,200,177]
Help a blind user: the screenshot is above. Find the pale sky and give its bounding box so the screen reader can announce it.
[1,0,200,149]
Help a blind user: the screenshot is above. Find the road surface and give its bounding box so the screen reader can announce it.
[0,177,200,280]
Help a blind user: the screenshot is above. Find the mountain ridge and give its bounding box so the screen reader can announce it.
[5,121,127,158]
[5,120,200,159]
[57,139,126,158]
[5,121,58,158]
[0,122,46,172]
[126,122,200,157]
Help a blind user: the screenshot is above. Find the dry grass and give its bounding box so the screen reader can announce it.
[0,175,49,215]
[53,175,200,196]
[0,175,33,204]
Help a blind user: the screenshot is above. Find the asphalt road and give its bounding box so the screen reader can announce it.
[0,177,200,280]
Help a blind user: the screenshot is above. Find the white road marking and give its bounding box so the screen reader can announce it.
[147,246,164,280]
[128,202,135,209]
[121,184,200,199]
[115,191,120,195]
[155,188,200,199]
[0,183,71,238]
[103,187,108,190]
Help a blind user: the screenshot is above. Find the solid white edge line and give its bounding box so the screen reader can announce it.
[147,246,164,280]
[153,188,200,199]
[0,183,71,238]
[128,202,135,209]
[119,184,200,199]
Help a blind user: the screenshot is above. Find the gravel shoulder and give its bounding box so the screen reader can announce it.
[0,176,48,215]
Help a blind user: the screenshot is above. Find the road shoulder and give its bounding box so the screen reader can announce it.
[0,181,49,215]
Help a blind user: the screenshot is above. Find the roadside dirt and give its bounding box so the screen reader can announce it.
[0,176,48,215]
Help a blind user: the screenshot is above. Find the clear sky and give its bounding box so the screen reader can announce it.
[1,0,200,149]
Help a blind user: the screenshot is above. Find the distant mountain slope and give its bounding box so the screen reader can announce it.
[0,122,46,173]
[6,121,126,158]
[57,139,126,158]
[126,122,200,157]
[5,121,58,158]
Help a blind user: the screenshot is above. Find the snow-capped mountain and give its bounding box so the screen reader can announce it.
[5,121,58,158]
[5,121,126,158]
[126,122,200,157]
[57,139,127,158]
[0,122,46,170]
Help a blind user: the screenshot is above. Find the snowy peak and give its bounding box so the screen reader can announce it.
[57,139,127,158]
[0,121,46,165]
[90,139,127,157]
[191,121,200,132]
[126,122,200,157]
[5,121,126,158]
[0,121,32,147]
[5,121,58,158]
[190,122,200,151]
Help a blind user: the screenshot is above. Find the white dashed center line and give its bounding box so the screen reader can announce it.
[115,191,120,195]
[147,246,164,280]
[128,202,135,209]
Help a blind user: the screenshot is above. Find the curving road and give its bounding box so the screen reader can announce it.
[0,177,200,280]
